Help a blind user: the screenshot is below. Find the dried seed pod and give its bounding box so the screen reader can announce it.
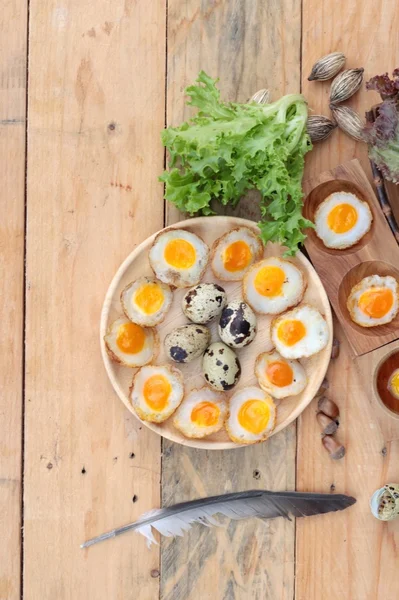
[308,52,346,81]
[316,412,338,436]
[330,104,365,141]
[331,337,340,359]
[322,435,346,460]
[317,396,339,420]
[370,484,399,521]
[307,115,337,142]
[249,89,270,104]
[330,68,364,103]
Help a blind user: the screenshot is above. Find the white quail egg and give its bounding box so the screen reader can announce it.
[218,301,257,348]
[164,324,211,363]
[182,283,227,324]
[202,342,241,391]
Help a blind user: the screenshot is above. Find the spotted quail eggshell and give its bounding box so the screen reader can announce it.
[164,324,211,363]
[202,342,241,391]
[182,283,227,324]
[218,301,257,348]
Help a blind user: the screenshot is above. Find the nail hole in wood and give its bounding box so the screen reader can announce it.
[129,452,135,459]
[381,446,387,457]
[253,469,261,480]
[108,122,116,131]
[47,462,53,470]
[132,495,138,503]
[81,466,86,474]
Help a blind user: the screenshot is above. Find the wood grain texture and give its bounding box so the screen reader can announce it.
[298,4,399,598]
[303,159,399,356]
[24,1,165,598]
[101,216,332,449]
[0,1,27,599]
[162,1,301,597]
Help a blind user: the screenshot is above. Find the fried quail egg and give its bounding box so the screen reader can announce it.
[182,283,227,324]
[255,350,307,398]
[388,369,399,400]
[202,342,241,391]
[164,324,211,363]
[149,228,209,288]
[347,275,399,327]
[173,387,227,438]
[121,277,173,326]
[211,227,263,281]
[314,192,373,250]
[226,386,276,445]
[218,301,257,348]
[104,317,158,367]
[243,257,306,315]
[130,364,184,422]
[271,304,329,359]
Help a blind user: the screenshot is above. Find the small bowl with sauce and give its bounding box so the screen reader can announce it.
[373,349,399,419]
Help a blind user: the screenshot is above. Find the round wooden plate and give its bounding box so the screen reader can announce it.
[101,216,333,449]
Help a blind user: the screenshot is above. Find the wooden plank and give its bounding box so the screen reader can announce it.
[24,1,166,598]
[0,1,27,599]
[298,5,399,598]
[162,1,301,598]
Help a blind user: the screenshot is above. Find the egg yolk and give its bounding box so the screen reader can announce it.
[327,203,358,233]
[238,399,270,434]
[358,287,393,319]
[266,360,293,387]
[116,322,145,354]
[191,401,220,427]
[222,241,252,272]
[143,374,171,411]
[277,319,306,346]
[388,369,399,400]
[134,283,164,315]
[164,238,196,269]
[254,266,285,297]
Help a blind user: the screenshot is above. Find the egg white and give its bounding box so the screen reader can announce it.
[314,192,372,250]
[255,350,307,398]
[243,257,305,315]
[149,228,209,288]
[211,227,263,281]
[271,304,329,359]
[104,317,158,367]
[130,364,184,423]
[173,387,227,438]
[347,275,399,327]
[226,386,276,445]
[121,276,173,326]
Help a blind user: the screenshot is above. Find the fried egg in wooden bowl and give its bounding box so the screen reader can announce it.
[100,216,332,450]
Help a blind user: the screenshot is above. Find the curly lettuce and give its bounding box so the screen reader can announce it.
[160,72,313,255]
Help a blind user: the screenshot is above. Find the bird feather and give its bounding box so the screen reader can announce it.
[81,489,356,549]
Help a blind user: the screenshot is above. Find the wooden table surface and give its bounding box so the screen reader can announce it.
[2,1,399,599]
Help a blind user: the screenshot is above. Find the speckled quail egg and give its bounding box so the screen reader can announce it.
[255,350,307,398]
[211,227,263,281]
[173,387,228,438]
[218,301,257,348]
[225,386,276,445]
[314,192,373,250]
[164,324,211,363]
[243,257,305,315]
[104,317,158,367]
[347,275,399,327]
[202,342,241,391]
[182,283,227,324]
[271,304,329,359]
[149,228,209,288]
[130,364,184,423]
[121,276,173,326]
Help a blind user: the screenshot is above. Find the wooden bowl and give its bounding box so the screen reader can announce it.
[303,159,399,357]
[100,216,333,449]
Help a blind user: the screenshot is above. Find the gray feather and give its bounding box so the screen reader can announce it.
[81,490,356,548]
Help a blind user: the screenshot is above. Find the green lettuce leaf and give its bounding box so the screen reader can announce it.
[160,71,313,254]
